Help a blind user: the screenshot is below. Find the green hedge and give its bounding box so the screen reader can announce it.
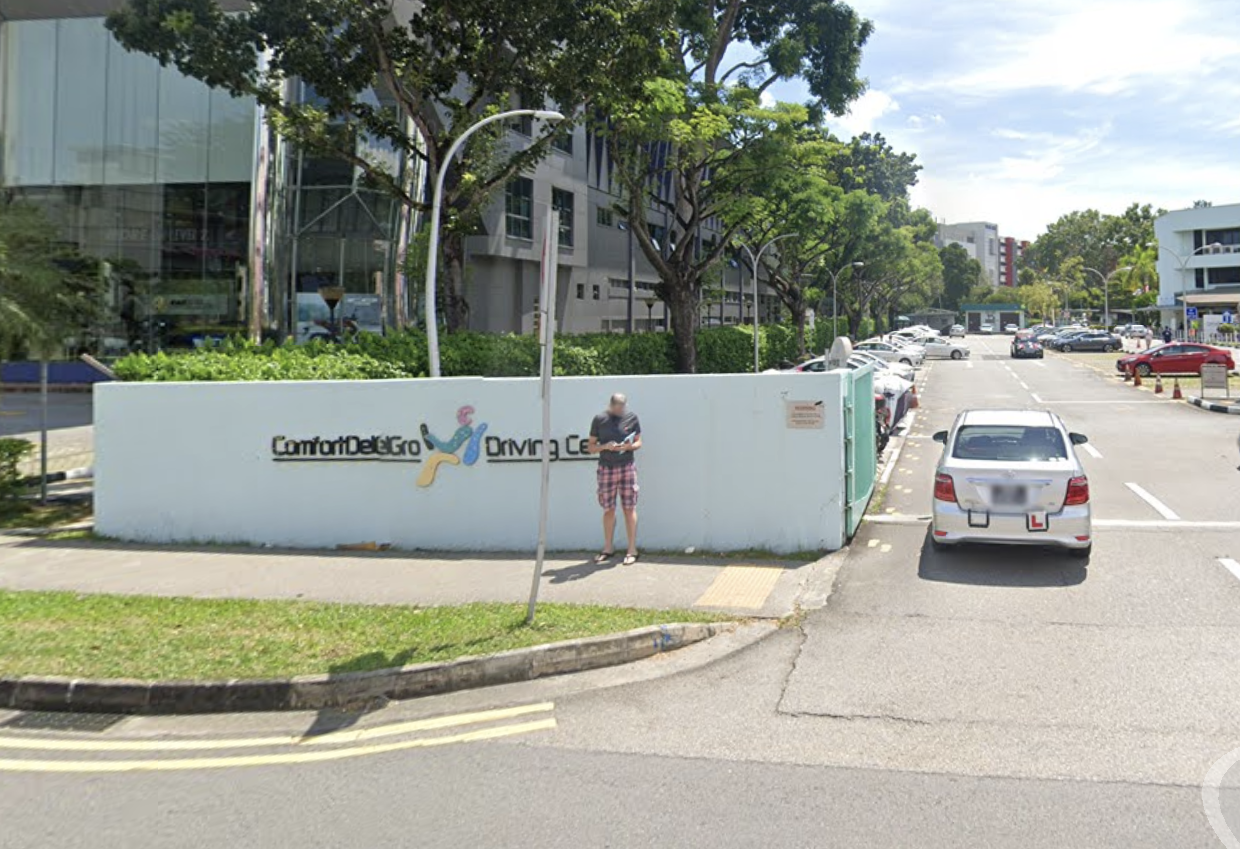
[0,438,33,499]
[114,323,848,382]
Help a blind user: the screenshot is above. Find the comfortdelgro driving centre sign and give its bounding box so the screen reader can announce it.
[270,404,596,488]
[95,374,874,553]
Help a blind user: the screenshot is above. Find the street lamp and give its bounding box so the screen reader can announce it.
[828,261,865,338]
[1153,241,1223,338]
[1082,265,1132,330]
[737,234,798,374]
[424,108,565,377]
[318,284,345,341]
[642,296,657,331]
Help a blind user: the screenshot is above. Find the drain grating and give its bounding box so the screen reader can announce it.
[1,711,126,733]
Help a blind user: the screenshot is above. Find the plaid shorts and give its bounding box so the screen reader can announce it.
[597,463,638,511]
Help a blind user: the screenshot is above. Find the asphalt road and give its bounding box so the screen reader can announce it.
[3,338,1240,848]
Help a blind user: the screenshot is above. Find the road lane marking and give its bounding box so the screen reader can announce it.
[0,703,556,752]
[867,539,879,548]
[1081,443,1103,459]
[1031,393,1044,403]
[965,360,973,369]
[1218,558,1240,582]
[0,718,558,773]
[1032,362,1046,368]
[694,565,783,610]
[1017,381,1030,390]
[1124,482,1181,521]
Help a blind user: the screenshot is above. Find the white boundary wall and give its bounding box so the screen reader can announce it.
[96,374,851,553]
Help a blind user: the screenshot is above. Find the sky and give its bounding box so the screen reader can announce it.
[760,0,1240,240]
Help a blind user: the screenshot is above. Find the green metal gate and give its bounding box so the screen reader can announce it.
[842,366,878,538]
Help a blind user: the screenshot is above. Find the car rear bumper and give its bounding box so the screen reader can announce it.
[932,502,1091,549]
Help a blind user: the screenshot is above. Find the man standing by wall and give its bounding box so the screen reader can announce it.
[587,393,642,565]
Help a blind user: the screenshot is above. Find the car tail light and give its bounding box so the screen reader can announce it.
[1065,476,1090,506]
[934,473,957,503]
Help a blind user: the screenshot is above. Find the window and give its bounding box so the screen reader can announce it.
[649,223,668,252]
[596,206,614,227]
[551,188,574,247]
[505,178,533,240]
[576,283,585,299]
[552,130,573,155]
[509,92,534,135]
[952,426,1067,462]
[592,284,601,300]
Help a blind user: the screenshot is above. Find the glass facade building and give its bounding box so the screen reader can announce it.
[0,12,413,351]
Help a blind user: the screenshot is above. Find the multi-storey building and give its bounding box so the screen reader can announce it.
[0,3,780,351]
[1154,203,1240,333]
[935,221,1001,286]
[998,236,1029,287]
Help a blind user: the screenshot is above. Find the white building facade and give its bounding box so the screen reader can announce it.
[936,221,1000,286]
[1154,203,1240,333]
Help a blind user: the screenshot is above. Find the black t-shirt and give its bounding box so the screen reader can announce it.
[589,411,641,467]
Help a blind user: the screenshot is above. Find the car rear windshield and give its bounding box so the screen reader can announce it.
[952,425,1068,461]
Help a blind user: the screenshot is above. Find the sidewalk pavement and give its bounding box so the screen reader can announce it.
[0,535,823,619]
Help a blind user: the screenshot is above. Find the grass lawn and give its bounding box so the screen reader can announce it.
[0,591,726,681]
[0,499,92,531]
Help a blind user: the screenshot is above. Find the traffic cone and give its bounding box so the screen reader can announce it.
[1133,369,1143,387]
[1154,375,1164,394]
[1173,379,1183,400]
[909,384,920,409]
[1123,366,1132,382]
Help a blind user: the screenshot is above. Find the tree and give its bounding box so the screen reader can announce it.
[828,132,921,203]
[1023,203,1162,282]
[0,202,103,360]
[108,0,675,331]
[940,244,980,312]
[605,0,872,372]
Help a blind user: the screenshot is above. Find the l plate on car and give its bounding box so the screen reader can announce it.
[1026,511,1049,532]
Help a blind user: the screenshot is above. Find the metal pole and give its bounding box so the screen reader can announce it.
[626,223,635,334]
[751,249,759,373]
[528,207,559,624]
[39,359,48,505]
[426,109,564,377]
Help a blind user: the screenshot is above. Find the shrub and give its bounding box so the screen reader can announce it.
[1219,323,1236,336]
[695,326,753,373]
[112,349,410,382]
[0,438,33,499]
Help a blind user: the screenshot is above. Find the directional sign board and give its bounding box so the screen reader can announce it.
[1186,306,1199,320]
[1224,310,1235,325]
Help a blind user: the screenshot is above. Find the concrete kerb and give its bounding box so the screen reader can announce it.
[0,622,733,715]
[1187,396,1240,415]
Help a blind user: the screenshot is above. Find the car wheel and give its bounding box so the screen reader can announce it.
[1069,544,1092,560]
[951,349,963,360]
[900,358,913,366]
[1061,344,1072,352]
[1136,363,1153,377]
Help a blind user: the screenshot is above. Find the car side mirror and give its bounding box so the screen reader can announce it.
[1069,433,1089,445]
[932,431,948,444]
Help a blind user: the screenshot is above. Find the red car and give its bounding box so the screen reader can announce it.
[1116,343,1235,376]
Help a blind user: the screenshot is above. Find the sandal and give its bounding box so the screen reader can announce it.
[594,551,616,564]
[622,553,640,566]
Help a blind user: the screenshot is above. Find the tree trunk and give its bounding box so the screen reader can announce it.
[666,280,699,373]
[440,233,469,331]
[794,304,808,359]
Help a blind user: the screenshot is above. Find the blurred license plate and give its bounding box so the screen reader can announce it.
[991,484,1027,507]
[1026,511,1049,532]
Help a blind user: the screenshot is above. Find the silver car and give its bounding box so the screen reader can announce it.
[931,410,1092,558]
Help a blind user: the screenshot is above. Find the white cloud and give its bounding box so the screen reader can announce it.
[831,89,899,137]
[758,90,776,108]
[892,0,1240,97]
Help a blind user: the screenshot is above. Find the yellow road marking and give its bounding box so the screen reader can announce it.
[0,702,555,753]
[694,565,783,610]
[0,718,557,773]
[880,544,892,553]
[867,539,879,548]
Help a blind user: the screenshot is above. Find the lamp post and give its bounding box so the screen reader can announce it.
[828,260,865,339]
[318,284,345,341]
[1154,241,1223,339]
[1082,265,1132,330]
[737,234,798,373]
[424,108,565,377]
[643,296,657,331]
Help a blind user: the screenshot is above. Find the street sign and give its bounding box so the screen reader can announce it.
[1201,363,1230,398]
[1224,310,1235,325]
[1186,306,1199,320]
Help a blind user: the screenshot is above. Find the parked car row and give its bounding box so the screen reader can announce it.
[1116,343,1235,376]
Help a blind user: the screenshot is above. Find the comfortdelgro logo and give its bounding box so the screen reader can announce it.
[270,405,594,488]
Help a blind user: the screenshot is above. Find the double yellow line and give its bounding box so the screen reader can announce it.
[0,702,556,773]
